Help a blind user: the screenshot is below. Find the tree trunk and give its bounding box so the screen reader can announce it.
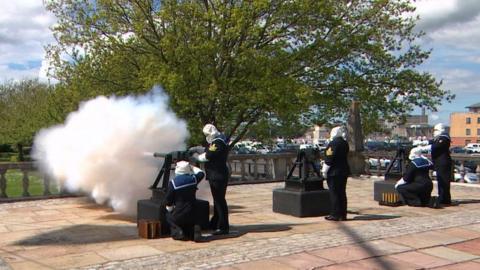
[17,143,24,162]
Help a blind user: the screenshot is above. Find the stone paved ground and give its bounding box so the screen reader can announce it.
[1,176,480,270]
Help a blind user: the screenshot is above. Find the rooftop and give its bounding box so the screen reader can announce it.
[466,102,480,109]
[1,178,480,269]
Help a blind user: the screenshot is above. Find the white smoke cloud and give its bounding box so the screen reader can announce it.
[32,87,189,215]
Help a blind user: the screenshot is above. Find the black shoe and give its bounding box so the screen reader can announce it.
[429,200,442,209]
[212,229,229,235]
[193,225,202,242]
[171,228,185,240]
[325,215,346,221]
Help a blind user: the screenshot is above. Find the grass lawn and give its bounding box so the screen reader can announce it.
[4,169,60,198]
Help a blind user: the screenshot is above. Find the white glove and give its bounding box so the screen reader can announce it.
[321,163,330,179]
[166,205,174,212]
[191,165,204,175]
[197,153,208,162]
[395,178,406,189]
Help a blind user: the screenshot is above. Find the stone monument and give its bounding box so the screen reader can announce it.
[346,100,365,175]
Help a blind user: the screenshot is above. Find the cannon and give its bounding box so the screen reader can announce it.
[137,147,209,237]
[373,145,411,206]
[273,147,330,217]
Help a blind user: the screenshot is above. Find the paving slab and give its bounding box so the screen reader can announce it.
[420,246,480,262]
[352,256,419,270]
[96,245,163,261]
[388,230,465,249]
[40,252,107,269]
[231,259,296,270]
[431,261,480,270]
[271,252,334,269]
[388,251,453,268]
[441,227,480,240]
[7,261,52,270]
[447,238,480,256]
[1,179,480,270]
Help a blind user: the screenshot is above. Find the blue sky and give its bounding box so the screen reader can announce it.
[0,0,479,126]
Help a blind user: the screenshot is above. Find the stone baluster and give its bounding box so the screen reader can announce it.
[476,164,480,179]
[265,158,272,179]
[364,159,371,175]
[0,169,7,198]
[459,161,465,183]
[240,160,246,181]
[21,169,30,197]
[43,174,51,196]
[376,158,382,176]
[253,158,259,179]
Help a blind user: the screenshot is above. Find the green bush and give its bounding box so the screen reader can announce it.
[0,144,13,152]
[0,152,16,162]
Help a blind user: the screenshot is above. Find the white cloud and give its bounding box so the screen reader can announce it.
[415,0,480,49]
[0,1,56,82]
[467,55,480,63]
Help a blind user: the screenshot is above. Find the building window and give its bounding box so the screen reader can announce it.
[478,117,480,124]
[466,117,471,124]
[466,129,471,135]
[478,128,480,135]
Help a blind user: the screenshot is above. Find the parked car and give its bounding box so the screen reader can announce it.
[465,143,480,153]
[365,141,389,151]
[368,158,391,168]
[433,166,479,183]
[232,144,255,154]
[450,146,467,154]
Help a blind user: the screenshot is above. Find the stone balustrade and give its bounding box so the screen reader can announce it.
[0,162,69,202]
[1,152,479,202]
[0,153,298,202]
[227,153,297,183]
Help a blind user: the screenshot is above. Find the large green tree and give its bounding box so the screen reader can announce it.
[0,80,70,159]
[44,0,453,145]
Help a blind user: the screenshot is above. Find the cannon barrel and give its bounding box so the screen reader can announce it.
[153,152,166,158]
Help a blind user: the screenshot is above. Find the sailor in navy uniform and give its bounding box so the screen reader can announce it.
[197,124,230,235]
[321,126,350,221]
[395,147,434,207]
[165,161,204,241]
[419,123,453,206]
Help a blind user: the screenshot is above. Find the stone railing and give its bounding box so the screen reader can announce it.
[227,153,297,184]
[0,153,298,202]
[2,151,479,202]
[0,162,72,202]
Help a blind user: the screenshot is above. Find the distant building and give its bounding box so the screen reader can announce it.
[299,125,330,144]
[366,109,433,141]
[450,102,480,146]
[391,114,432,139]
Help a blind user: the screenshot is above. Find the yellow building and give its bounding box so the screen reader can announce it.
[450,102,480,146]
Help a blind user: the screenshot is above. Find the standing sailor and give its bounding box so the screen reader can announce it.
[322,126,351,221]
[419,123,453,206]
[197,124,230,235]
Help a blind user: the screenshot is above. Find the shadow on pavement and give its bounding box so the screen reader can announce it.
[351,214,401,221]
[198,223,295,242]
[14,224,137,246]
[337,222,395,269]
[225,204,249,214]
[455,199,480,205]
